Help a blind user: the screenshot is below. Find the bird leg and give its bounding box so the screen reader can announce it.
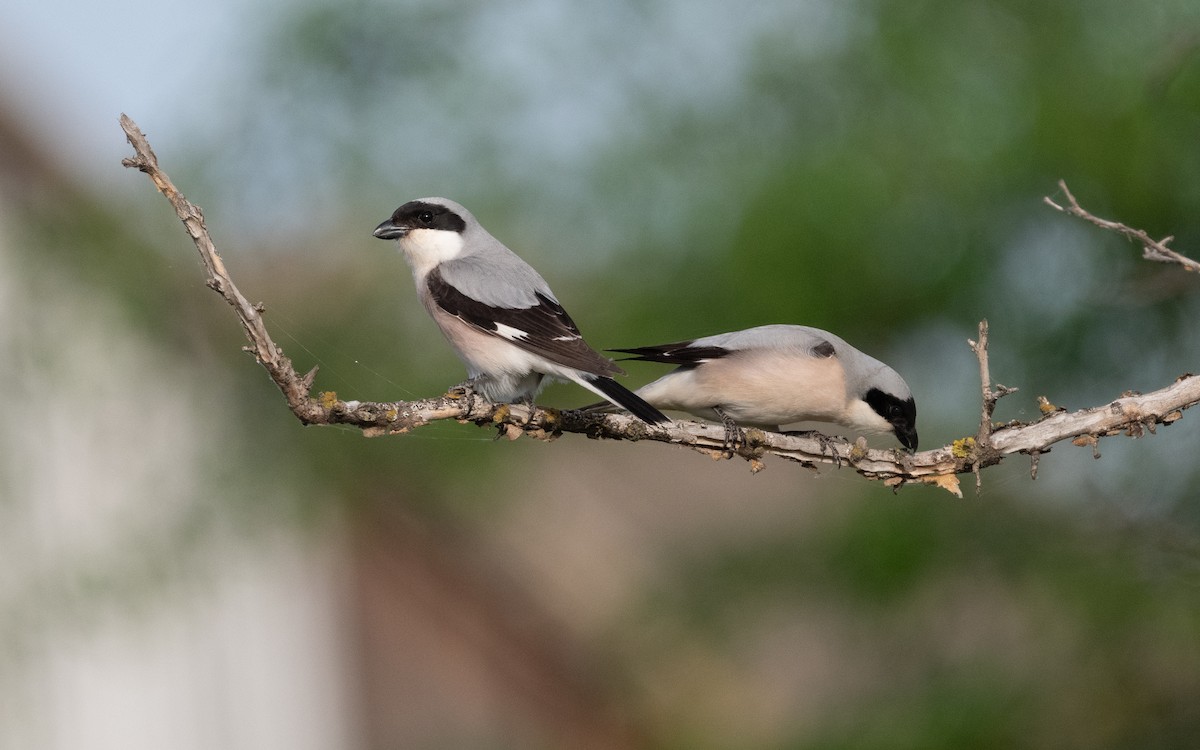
[712,406,746,456]
[517,394,539,426]
[487,395,540,440]
[513,373,547,426]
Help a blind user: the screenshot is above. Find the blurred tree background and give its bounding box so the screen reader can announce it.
[3,0,1200,747]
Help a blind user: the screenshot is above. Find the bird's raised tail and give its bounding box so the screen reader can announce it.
[577,376,670,425]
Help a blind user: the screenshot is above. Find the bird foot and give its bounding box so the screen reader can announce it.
[517,395,539,426]
[713,406,746,456]
[781,429,846,467]
[489,396,541,440]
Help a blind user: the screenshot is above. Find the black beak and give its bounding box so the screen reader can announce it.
[372,219,407,240]
[897,427,919,453]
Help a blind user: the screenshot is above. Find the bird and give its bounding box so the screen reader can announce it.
[605,324,918,450]
[372,197,669,424]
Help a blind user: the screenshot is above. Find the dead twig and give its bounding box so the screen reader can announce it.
[965,320,1017,493]
[1044,179,1200,273]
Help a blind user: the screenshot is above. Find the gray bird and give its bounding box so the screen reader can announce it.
[372,198,669,424]
[608,324,918,450]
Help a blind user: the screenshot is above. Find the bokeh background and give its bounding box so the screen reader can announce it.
[3,1,1200,747]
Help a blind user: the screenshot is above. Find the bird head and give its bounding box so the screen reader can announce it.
[864,386,918,451]
[373,198,473,275]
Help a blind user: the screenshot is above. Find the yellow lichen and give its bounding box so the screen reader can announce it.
[951,436,976,459]
[1037,396,1059,415]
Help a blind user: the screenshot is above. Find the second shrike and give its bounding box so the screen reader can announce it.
[610,324,918,450]
[373,197,669,424]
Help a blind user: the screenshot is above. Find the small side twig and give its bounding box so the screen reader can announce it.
[969,320,993,444]
[1044,179,1200,273]
[966,320,1017,492]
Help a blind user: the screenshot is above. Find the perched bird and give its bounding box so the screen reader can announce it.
[608,324,918,450]
[372,198,668,424]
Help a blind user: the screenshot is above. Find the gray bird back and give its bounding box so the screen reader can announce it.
[692,324,912,401]
[418,197,555,309]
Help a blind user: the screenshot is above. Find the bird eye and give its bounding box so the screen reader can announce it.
[418,211,434,226]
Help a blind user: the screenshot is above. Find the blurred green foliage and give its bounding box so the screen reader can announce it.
[631,496,1200,747]
[32,0,1197,745]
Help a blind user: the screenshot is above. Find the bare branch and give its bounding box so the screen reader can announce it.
[120,114,320,422]
[119,117,1200,496]
[1044,179,1200,273]
[989,376,1198,455]
[969,319,992,442]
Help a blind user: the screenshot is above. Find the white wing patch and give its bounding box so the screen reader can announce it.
[493,322,530,341]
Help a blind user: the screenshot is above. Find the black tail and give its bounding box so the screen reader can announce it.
[588,377,670,425]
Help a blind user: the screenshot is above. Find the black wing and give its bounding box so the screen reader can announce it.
[614,337,836,364]
[427,269,621,376]
[609,341,732,367]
